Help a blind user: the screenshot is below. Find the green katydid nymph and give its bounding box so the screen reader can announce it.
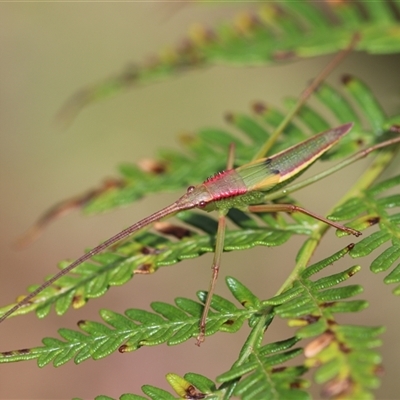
[0,122,361,345]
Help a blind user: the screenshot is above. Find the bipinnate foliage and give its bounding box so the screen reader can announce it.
[57,0,400,126]
[331,175,400,294]
[1,1,400,399]
[0,249,384,399]
[1,76,398,322]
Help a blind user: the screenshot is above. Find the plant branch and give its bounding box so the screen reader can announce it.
[252,33,360,160]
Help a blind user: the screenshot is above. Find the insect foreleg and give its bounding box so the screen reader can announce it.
[248,203,361,237]
[196,210,228,346]
[196,143,236,346]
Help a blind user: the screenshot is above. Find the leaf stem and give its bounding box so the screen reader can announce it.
[252,34,359,160]
[221,311,274,399]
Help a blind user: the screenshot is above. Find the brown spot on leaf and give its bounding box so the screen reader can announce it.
[367,216,380,226]
[234,12,260,36]
[347,243,355,251]
[389,124,400,133]
[118,344,129,353]
[272,366,287,373]
[341,74,353,85]
[304,332,334,358]
[134,263,153,274]
[290,381,302,389]
[273,50,297,61]
[224,112,234,123]
[77,320,86,328]
[72,295,83,307]
[188,23,215,46]
[321,377,351,398]
[339,341,351,354]
[18,348,30,354]
[312,360,322,368]
[176,38,194,54]
[140,246,160,255]
[223,319,235,326]
[137,158,167,175]
[374,364,384,376]
[154,221,192,239]
[179,132,197,146]
[302,315,320,324]
[321,301,336,309]
[355,138,365,146]
[185,385,206,399]
[252,101,267,114]
[2,351,13,357]
[347,269,357,278]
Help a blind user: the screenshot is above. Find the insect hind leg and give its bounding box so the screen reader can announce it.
[248,203,361,237]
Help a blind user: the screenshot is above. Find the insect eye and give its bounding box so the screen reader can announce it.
[187,186,195,193]
[198,201,207,208]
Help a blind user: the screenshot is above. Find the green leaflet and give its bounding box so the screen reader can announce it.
[141,386,176,400]
[184,373,217,394]
[225,112,270,144]
[284,98,330,134]
[342,75,387,134]
[330,175,400,293]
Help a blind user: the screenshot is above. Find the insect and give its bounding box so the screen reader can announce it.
[0,122,362,345]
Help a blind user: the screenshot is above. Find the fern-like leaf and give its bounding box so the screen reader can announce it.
[3,74,399,322]
[217,337,308,400]
[57,1,400,125]
[59,76,389,217]
[16,74,394,257]
[0,285,252,367]
[191,246,384,399]
[1,248,383,399]
[330,175,400,294]
[73,373,218,400]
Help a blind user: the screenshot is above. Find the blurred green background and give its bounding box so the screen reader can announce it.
[1,3,399,399]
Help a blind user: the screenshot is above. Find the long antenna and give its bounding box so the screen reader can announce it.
[0,202,183,323]
[0,34,361,325]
